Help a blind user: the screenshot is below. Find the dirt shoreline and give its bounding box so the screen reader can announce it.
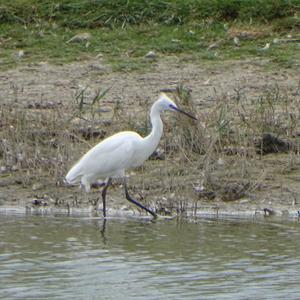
[0,57,299,219]
[1,204,299,221]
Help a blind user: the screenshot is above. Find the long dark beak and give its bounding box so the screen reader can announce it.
[171,105,197,120]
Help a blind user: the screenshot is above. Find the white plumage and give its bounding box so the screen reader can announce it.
[66,93,196,217]
[66,132,141,191]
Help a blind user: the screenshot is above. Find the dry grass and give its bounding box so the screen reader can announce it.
[140,82,300,214]
[0,88,112,186]
[0,82,300,214]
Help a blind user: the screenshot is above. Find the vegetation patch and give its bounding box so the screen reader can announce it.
[1,79,299,215]
[0,0,299,70]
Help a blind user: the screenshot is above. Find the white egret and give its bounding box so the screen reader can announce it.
[66,93,197,218]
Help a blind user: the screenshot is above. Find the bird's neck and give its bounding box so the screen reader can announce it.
[144,106,163,152]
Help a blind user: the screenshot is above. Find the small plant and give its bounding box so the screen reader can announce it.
[173,84,206,155]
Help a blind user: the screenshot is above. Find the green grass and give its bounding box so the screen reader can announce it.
[0,0,299,70]
[1,0,298,27]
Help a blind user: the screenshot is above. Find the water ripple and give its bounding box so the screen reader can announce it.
[1,215,300,299]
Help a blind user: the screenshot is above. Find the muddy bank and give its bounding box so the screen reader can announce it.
[0,57,300,219]
[1,202,300,220]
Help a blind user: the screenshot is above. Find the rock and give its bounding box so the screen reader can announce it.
[160,87,177,93]
[31,199,48,206]
[145,51,156,59]
[203,78,211,85]
[233,37,240,47]
[258,43,270,52]
[273,37,300,44]
[254,133,298,155]
[217,158,225,166]
[193,185,204,193]
[66,32,92,44]
[228,29,268,40]
[11,165,18,172]
[120,205,130,211]
[207,40,224,50]
[26,100,62,109]
[149,149,165,160]
[32,183,44,191]
[97,107,111,113]
[207,42,219,50]
[263,208,275,216]
[16,50,25,59]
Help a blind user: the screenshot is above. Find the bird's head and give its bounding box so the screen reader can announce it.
[157,93,197,120]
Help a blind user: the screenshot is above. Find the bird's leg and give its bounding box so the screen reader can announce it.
[124,182,157,218]
[102,178,112,217]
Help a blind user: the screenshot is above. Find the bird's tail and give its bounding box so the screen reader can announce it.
[65,162,82,184]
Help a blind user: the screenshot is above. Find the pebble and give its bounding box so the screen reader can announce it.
[233,37,240,47]
[263,208,275,216]
[11,165,18,172]
[149,149,165,160]
[16,50,25,59]
[88,63,108,73]
[32,183,44,191]
[66,32,92,44]
[258,43,270,52]
[31,199,48,206]
[145,51,156,59]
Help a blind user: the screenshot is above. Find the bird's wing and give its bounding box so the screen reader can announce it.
[67,132,141,182]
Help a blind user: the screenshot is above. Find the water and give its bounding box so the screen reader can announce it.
[1,214,300,300]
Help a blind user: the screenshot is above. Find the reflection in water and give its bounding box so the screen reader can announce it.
[99,219,107,243]
[1,214,300,299]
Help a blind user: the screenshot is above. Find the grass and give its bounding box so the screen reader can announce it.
[1,0,298,27]
[0,1,300,214]
[0,0,299,70]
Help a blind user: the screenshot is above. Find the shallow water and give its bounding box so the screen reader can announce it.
[1,214,300,300]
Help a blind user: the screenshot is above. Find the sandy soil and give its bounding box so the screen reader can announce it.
[1,57,299,107]
[0,56,299,218]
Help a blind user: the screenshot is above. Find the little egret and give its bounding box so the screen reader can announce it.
[66,93,196,218]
